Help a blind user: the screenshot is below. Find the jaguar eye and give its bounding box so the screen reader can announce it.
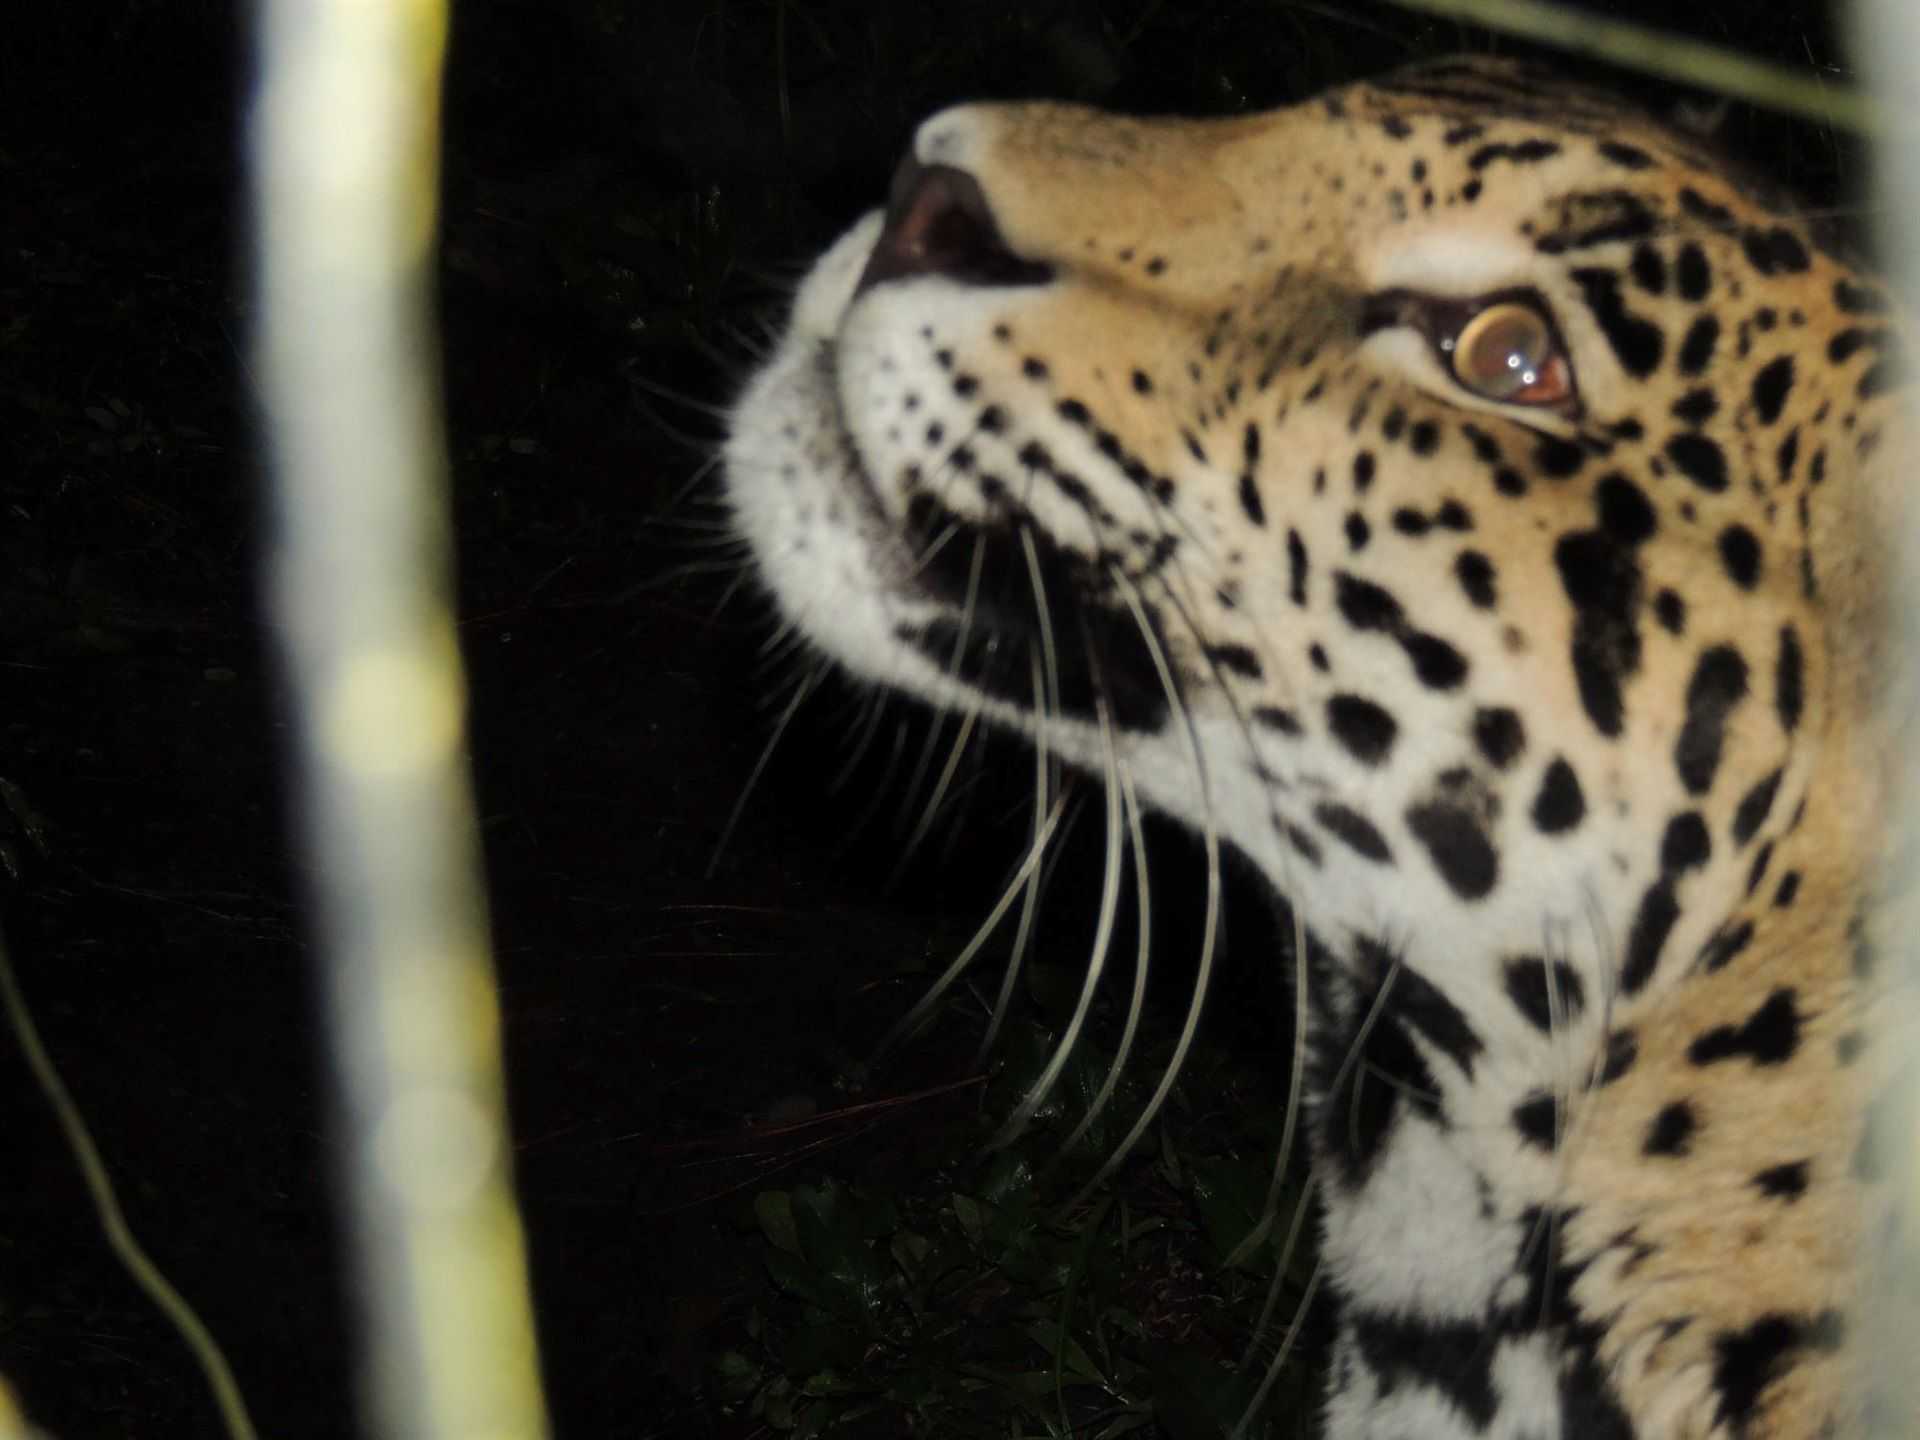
[1444,301,1573,407]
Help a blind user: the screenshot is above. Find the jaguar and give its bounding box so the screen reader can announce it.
[722,55,1915,1438]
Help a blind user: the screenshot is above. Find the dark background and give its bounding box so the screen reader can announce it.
[0,2,1867,1436]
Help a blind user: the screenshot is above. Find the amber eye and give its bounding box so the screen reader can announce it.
[1442,301,1573,407]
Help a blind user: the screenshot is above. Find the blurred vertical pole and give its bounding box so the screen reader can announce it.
[249,1,551,1437]
[1849,5,1920,1436]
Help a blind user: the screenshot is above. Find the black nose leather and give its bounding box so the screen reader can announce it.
[856,157,1053,292]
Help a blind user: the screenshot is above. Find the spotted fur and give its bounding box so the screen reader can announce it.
[724,57,1914,1438]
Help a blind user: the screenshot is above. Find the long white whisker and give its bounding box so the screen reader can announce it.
[889,535,988,881]
[706,666,820,878]
[1331,959,1402,1162]
[870,790,1071,1064]
[990,689,1124,1149]
[1059,756,1152,1155]
[977,649,1054,1063]
[826,689,890,794]
[889,704,982,887]
[1067,568,1220,1205]
[1240,1173,1319,1368]
[1226,902,1312,1267]
[1232,1256,1324,1440]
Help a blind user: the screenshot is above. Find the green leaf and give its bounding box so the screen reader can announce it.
[756,1190,803,1256]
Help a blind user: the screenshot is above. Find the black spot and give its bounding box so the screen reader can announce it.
[1327,694,1399,766]
[1774,870,1801,908]
[1315,802,1392,862]
[1355,935,1485,1078]
[1554,528,1644,738]
[1775,626,1803,734]
[1630,243,1667,294]
[1345,512,1371,551]
[1676,243,1712,301]
[1409,419,1441,455]
[1643,1100,1696,1156]
[1353,450,1376,492]
[1391,507,1431,536]
[1661,811,1711,873]
[1731,768,1783,847]
[1712,1313,1842,1430]
[1665,433,1729,492]
[1829,326,1887,364]
[1455,550,1497,608]
[1689,987,1801,1066]
[1406,797,1498,900]
[1467,138,1561,170]
[1404,632,1469,690]
[1287,529,1309,606]
[1238,469,1265,526]
[1207,644,1263,680]
[1740,226,1811,275]
[1334,572,1468,689]
[1254,705,1302,738]
[1678,188,1735,229]
[1534,436,1586,478]
[1572,268,1664,377]
[1348,1311,1499,1430]
[1678,314,1720,376]
[1834,279,1888,314]
[1599,141,1654,169]
[1670,387,1718,425]
[1653,589,1686,634]
[1698,918,1755,973]
[1675,646,1749,794]
[1381,114,1413,139]
[1473,707,1525,768]
[1621,881,1680,993]
[1753,1161,1808,1200]
[1513,1092,1559,1149]
[1531,759,1585,834]
[1461,423,1501,464]
[1717,526,1762,590]
[1750,356,1794,424]
[1130,369,1153,394]
[1745,840,1775,895]
[1335,572,1401,631]
[1595,474,1656,544]
[1504,954,1587,1032]
[1599,1029,1638,1084]
[1775,427,1800,484]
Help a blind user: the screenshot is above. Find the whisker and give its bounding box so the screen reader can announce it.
[1239,1172,1319,1371]
[1067,567,1221,1206]
[975,649,1054,1063]
[826,689,891,795]
[1232,1255,1324,1440]
[989,684,1123,1150]
[870,790,1071,1064]
[706,666,820,878]
[1058,754,1151,1155]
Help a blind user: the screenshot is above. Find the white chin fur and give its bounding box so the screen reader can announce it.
[722,214,959,702]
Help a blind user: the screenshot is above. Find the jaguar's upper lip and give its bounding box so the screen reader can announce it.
[856,159,1054,293]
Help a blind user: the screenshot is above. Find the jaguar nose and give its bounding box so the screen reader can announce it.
[856,157,1053,292]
